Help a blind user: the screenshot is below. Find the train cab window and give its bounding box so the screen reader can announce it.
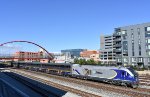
[122,72,126,77]
[126,72,130,76]
[122,72,125,76]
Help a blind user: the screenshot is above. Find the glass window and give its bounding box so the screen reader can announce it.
[123,41,128,51]
[131,29,134,39]
[148,45,150,49]
[127,68,137,75]
[147,51,150,56]
[139,51,141,56]
[137,28,140,32]
[148,58,150,62]
[117,58,121,62]
[146,45,148,49]
[145,27,150,37]
[139,40,141,44]
[132,58,136,62]
[139,45,141,50]
[122,72,125,76]
[148,39,150,43]
[132,52,134,56]
[145,27,150,31]
[138,28,140,35]
[124,58,128,62]
[122,30,126,34]
[139,58,143,62]
[131,33,134,39]
[123,36,127,40]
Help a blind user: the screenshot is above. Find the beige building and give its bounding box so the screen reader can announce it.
[80,50,100,61]
[100,35,116,64]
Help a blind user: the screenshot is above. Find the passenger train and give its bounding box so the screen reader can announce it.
[12,62,139,88]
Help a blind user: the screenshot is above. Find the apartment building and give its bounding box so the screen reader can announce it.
[100,35,116,64]
[113,22,150,67]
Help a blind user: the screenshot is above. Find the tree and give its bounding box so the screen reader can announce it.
[74,58,79,64]
[86,59,97,65]
[79,59,86,65]
[74,58,98,65]
[97,61,101,65]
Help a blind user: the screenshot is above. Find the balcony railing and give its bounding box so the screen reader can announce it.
[114,49,122,52]
[115,54,122,57]
[113,38,122,42]
[113,33,121,37]
[113,44,122,47]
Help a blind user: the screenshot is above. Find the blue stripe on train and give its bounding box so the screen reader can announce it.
[75,69,80,75]
[112,69,135,82]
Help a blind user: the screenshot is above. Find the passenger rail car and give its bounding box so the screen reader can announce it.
[13,62,71,76]
[12,62,139,88]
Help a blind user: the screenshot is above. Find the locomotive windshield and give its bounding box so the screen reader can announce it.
[127,68,138,76]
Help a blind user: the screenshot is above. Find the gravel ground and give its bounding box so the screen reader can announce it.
[139,77,150,89]
[12,70,130,97]
[137,71,150,75]
[139,85,150,89]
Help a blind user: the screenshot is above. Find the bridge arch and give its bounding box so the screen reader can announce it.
[0,40,54,60]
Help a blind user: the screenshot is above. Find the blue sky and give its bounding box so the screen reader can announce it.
[0,0,150,52]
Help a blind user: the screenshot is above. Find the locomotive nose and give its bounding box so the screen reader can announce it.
[134,72,139,79]
[134,73,139,85]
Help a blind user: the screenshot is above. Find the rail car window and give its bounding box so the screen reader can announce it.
[122,71,127,78]
[127,68,136,75]
[122,72,125,76]
[127,72,129,76]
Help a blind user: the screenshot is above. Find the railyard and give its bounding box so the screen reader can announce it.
[1,68,149,97]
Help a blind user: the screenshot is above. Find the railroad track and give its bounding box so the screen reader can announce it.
[139,75,150,79]
[11,69,150,97]
[139,75,150,86]
[10,69,101,97]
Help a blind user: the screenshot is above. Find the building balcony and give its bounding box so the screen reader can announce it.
[146,49,150,52]
[145,31,150,37]
[114,49,122,53]
[146,43,150,45]
[113,33,121,37]
[131,61,137,63]
[117,61,122,63]
[123,50,128,53]
[113,31,121,37]
[137,61,143,63]
[113,38,122,42]
[108,57,112,59]
[113,44,122,47]
[103,56,107,58]
[108,53,112,56]
[115,54,122,57]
